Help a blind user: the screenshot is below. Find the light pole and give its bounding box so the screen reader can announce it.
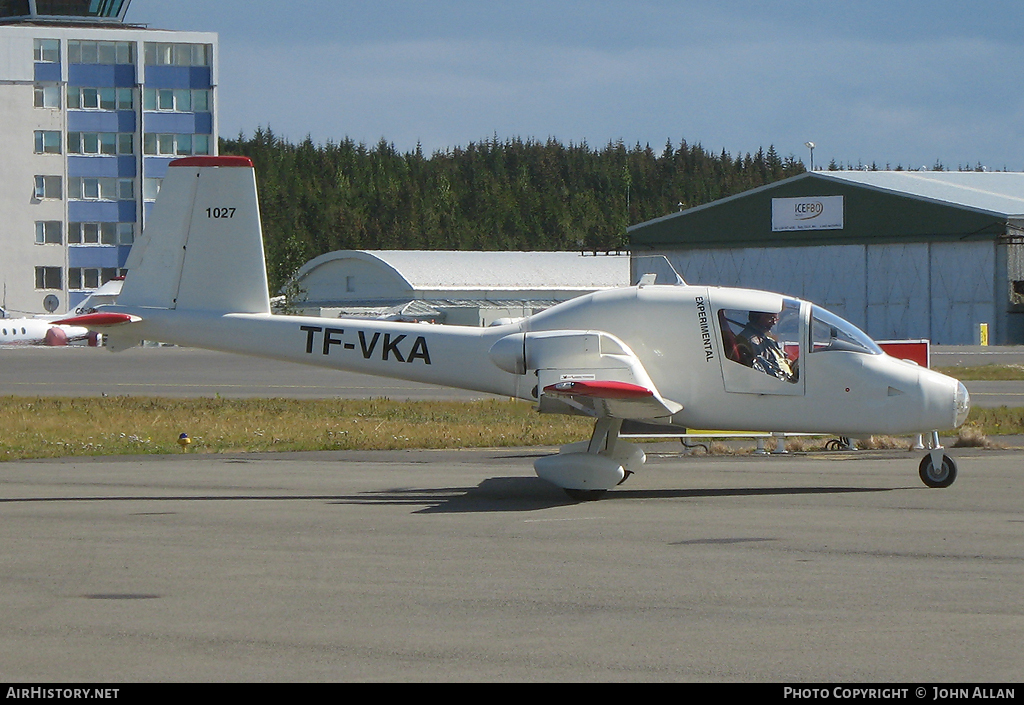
[804,141,815,171]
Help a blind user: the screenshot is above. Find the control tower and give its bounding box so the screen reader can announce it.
[0,1,132,23]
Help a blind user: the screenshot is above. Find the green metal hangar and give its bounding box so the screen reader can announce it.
[628,171,1024,344]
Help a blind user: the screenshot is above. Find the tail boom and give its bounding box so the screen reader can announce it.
[99,306,522,397]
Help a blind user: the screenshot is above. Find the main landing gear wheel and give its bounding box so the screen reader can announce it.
[919,453,957,488]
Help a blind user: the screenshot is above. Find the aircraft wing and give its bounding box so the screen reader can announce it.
[541,378,682,420]
[490,329,684,421]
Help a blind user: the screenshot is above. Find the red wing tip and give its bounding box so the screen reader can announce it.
[170,156,254,168]
[544,380,654,399]
[53,313,141,327]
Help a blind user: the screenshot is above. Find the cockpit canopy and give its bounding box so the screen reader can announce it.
[713,291,881,395]
[809,306,882,356]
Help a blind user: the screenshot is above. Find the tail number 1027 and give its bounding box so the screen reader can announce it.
[206,207,236,219]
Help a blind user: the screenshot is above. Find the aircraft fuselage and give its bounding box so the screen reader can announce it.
[106,282,967,438]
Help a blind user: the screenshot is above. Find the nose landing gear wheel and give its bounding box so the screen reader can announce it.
[919,453,957,488]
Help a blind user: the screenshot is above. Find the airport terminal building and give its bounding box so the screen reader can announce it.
[629,171,1024,345]
[0,1,217,315]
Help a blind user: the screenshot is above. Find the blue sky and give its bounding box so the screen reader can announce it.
[127,0,1024,170]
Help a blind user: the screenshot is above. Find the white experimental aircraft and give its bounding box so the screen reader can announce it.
[58,156,971,499]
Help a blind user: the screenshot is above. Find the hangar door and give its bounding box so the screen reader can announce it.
[865,244,930,341]
[930,242,996,344]
[865,241,996,344]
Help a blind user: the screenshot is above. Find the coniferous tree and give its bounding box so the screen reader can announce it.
[219,131,807,291]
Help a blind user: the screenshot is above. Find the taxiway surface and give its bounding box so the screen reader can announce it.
[1,447,1022,682]
[2,345,1023,406]
[2,344,1023,681]
[0,346,499,400]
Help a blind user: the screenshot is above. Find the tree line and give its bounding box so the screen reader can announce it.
[219,129,810,291]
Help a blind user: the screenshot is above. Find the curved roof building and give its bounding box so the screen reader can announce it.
[289,250,631,326]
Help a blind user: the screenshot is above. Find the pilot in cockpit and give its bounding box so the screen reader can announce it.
[735,311,798,382]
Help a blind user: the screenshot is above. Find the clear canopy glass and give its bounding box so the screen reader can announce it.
[810,306,882,355]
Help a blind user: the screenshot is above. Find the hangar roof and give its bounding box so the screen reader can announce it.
[296,250,630,291]
[820,171,1024,217]
[629,171,1024,250]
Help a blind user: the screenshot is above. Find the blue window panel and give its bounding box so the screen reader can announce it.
[67,110,120,132]
[68,156,120,178]
[118,110,137,132]
[114,64,137,87]
[118,155,137,177]
[190,66,212,89]
[69,64,117,88]
[118,200,137,222]
[194,112,213,135]
[145,112,196,133]
[69,246,120,269]
[68,201,136,222]
[118,245,133,268]
[144,201,154,222]
[143,157,174,178]
[69,201,121,222]
[68,156,137,178]
[34,63,61,82]
[144,65,191,89]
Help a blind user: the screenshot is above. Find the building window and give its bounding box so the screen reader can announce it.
[143,133,210,156]
[33,175,62,199]
[35,221,63,245]
[34,131,61,154]
[143,88,210,112]
[68,177,134,201]
[33,39,60,63]
[144,42,210,67]
[68,267,119,291]
[67,87,134,111]
[68,40,134,65]
[67,132,134,155]
[34,84,61,109]
[68,222,134,245]
[143,178,161,201]
[35,266,62,290]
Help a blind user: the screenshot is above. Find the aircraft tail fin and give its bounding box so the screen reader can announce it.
[116,156,271,314]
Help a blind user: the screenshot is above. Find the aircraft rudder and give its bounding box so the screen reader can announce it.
[174,158,270,313]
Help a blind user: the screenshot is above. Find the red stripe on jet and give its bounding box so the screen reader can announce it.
[52,313,140,327]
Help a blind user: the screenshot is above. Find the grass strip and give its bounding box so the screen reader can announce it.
[0,396,591,461]
[934,364,1024,380]
[1,396,1021,462]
